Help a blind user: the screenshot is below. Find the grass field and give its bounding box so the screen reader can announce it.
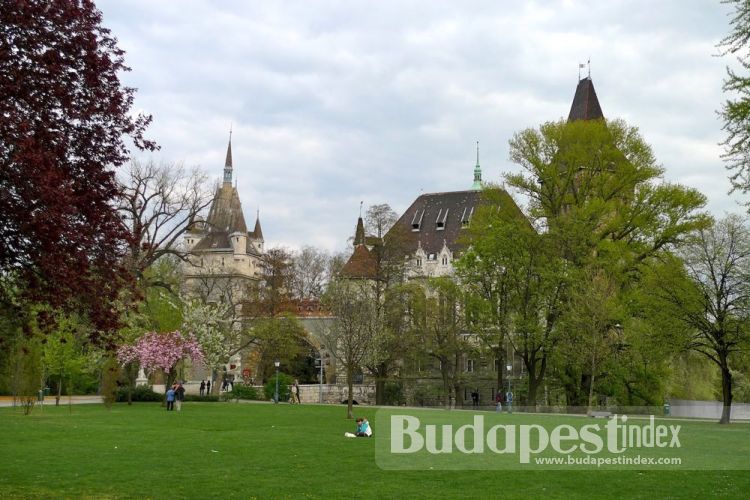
[1,402,750,499]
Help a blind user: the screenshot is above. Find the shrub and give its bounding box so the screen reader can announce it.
[263,373,293,402]
[184,394,221,402]
[227,384,260,401]
[115,385,162,402]
[383,381,405,406]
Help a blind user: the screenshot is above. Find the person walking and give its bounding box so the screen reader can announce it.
[199,380,206,397]
[166,386,175,411]
[495,390,503,412]
[294,379,301,404]
[175,382,185,411]
[206,379,211,395]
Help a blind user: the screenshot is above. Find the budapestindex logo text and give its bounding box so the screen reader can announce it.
[389,414,681,464]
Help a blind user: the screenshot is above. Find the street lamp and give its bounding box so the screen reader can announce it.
[274,360,280,404]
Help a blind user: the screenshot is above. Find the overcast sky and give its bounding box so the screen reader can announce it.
[99,0,739,252]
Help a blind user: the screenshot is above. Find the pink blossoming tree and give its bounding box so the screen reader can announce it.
[117,331,204,397]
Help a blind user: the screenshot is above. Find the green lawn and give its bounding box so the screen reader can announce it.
[1,402,749,499]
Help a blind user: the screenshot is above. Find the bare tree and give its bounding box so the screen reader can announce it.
[291,246,331,300]
[118,159,213,289]
[320,279,376,418]
[654,215,750,424]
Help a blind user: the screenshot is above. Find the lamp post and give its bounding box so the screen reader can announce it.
[274,360,280,404]
[506,363,513,414]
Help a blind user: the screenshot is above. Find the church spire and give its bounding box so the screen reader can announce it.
[471,141,482,190]
[223,126,233,185]
[354,215,365,246]
[568,76,604,122]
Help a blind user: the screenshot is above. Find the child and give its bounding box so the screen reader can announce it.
[166,386,175,411]
[344,417,373,438]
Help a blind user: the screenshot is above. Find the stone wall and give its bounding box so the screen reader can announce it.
[668,399,750,421]
[280,383,375,404]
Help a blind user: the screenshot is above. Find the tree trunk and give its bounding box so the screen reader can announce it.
[587,353,596,414]
[720,364,733,424]
[375,362,387,405]
[347,367,354,419]
[496,350,504,398]
[56,377,62,406]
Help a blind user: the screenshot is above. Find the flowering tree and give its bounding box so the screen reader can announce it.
[181,300,234,393]
[117,331,203,392]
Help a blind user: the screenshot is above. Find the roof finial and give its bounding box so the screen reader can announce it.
[359,201,363,218]
[587,57,591,79]
[472,141,482,190]
[223,127,233,184]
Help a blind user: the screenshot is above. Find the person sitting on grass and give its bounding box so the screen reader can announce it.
[344,417,373,438]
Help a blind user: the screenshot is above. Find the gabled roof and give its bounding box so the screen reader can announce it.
[340,244,378,279]
[568,77,604,121]
[205,184,247,234]
[389,189,522,256]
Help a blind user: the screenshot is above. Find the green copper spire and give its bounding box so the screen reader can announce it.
[471,140,482,190]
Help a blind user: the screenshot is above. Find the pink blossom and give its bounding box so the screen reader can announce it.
[116,331,204,374]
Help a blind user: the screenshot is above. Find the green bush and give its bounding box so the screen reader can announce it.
[184,394,221,402]
[383,381,405,406]
[263,373,293,402]
[116,385,162,402]
[227,384,260,401]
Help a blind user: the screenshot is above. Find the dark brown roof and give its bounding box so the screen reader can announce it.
[192,231,231,251]
[568,77,604,122]
[353,217,365,246]
[253,216,264,241]
[225,139,233,167]
[340,244,378,279]
[205,184,247,234]
[389,189,522,256]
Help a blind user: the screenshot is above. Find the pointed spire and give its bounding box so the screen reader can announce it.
[354,216,365,247]
[223,126,233,185]
[253,210,264,241]
[568,77,604,122]
[471,140,482,190]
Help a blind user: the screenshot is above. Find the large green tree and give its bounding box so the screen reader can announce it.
[500,118,708,407]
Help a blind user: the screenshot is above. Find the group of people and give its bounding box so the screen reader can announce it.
[198,380,211,396]
[165,381,185,411]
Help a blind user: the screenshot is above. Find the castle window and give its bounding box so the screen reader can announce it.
[467,359,475,373]
[416,258,422,266]
[442,256,448,266]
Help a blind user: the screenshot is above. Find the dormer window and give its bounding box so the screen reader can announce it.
[461,206,474,227]
[436,208,448,230]
[416,258,422,266]
[428,253,436,261]
[411,209,425,231]
[442,256,448,266]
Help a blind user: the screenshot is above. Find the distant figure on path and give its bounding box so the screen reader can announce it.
[199,380,206,397]
[166,386,175,411]
[495,390,503,412]
[294,379,301,404]
[206,380,211,395]
[175,382,185,411]
[471,389,479,408]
